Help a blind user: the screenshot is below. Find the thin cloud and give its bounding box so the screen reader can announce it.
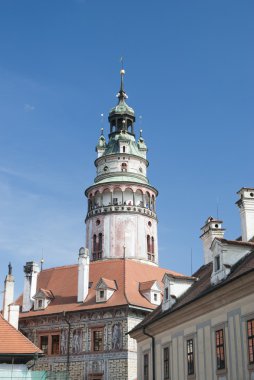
[24,103,35,112]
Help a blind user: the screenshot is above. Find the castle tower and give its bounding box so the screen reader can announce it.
[85,69,159,265]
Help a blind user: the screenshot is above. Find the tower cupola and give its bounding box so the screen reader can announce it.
[108,69,136,136]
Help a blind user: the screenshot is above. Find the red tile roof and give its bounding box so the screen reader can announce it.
[99,278,117,290]
[0,314,42,354]
[139,280,158,292]
[17,259,186,317]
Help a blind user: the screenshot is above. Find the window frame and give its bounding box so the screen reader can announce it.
[91,327,104,352]
[38,331,60,356]
[143,352,149,380]
[186,338,195,376]
[163,345,170,380]
[247,319,254,365]
[215,329,226,370]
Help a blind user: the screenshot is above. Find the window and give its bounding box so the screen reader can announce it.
[215,255,220,271]
[121,163,127,172]
[92,329,103,352]
[187,339,194,375]
[154,293,158,302]
[163,347,170,379]
[123,146,125,153]
[51,335,60,355]
[39,333,60,356]
[144,353,149,380]
[147,235,155,261]
[247,319,254,364]
[92,234,103,260]
[38,299,43,309]
[215,329,225,370]
[165,287,169,301]
[99,290,105,299]
[40,336,48,354]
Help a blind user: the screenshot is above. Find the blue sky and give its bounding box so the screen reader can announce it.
[0,0,253,297]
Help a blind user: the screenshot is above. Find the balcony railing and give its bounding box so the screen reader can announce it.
[86,204,157,219]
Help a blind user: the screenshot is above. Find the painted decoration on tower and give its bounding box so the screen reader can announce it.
[112,322,122,350]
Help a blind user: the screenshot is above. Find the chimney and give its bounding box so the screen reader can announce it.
[77,247,89,303]
[8,304,20,329]
[22,261,40,312]
[2,263,14,321]
[2,263,20,329]
[200,217,225,264]
[236,188,254,242]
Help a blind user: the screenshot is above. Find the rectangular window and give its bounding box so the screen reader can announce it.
[100,290,105,299]
[40,336,48,354]
[154,293,158,302]
[163,347,170,379]
[215,255,220,271]
[51,335,60,355]
[165,287,169,301]
[215,329,225,370]
[144,353,149,380]
[248,319,254,364]
[187,339,194,375]
[39,333,60,356]
[93,330,103,352]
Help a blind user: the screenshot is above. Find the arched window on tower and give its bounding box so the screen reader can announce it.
[92,233,103,261]
[147,235,155,262]
[93,235,97,260]
[123,146,126,153]
[98,233,103,259]
[151,237,155,255]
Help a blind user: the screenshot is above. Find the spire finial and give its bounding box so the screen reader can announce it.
[140,129,143,138]
[117,57,127,102]
[101,127,104,136]
[8,262,12,276]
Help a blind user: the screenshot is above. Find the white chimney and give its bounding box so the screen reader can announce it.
[236,188,254,242]
[77,247,90,303]
[22,261,40,312]
[8,304,20,329]
[200,217,225,264]
[2,263,14,321]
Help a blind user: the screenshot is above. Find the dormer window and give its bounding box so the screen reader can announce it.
[33,288,54,311]
[121,163,127,172]
[215,255,220,271]
[139,280,161,305]
[96,278,117,303]
[165,287,169,301]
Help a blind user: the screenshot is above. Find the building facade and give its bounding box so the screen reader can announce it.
[16,70,187,380]
[130,187,254,380]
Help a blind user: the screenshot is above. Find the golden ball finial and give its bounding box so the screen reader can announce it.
[120,69,125,75]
